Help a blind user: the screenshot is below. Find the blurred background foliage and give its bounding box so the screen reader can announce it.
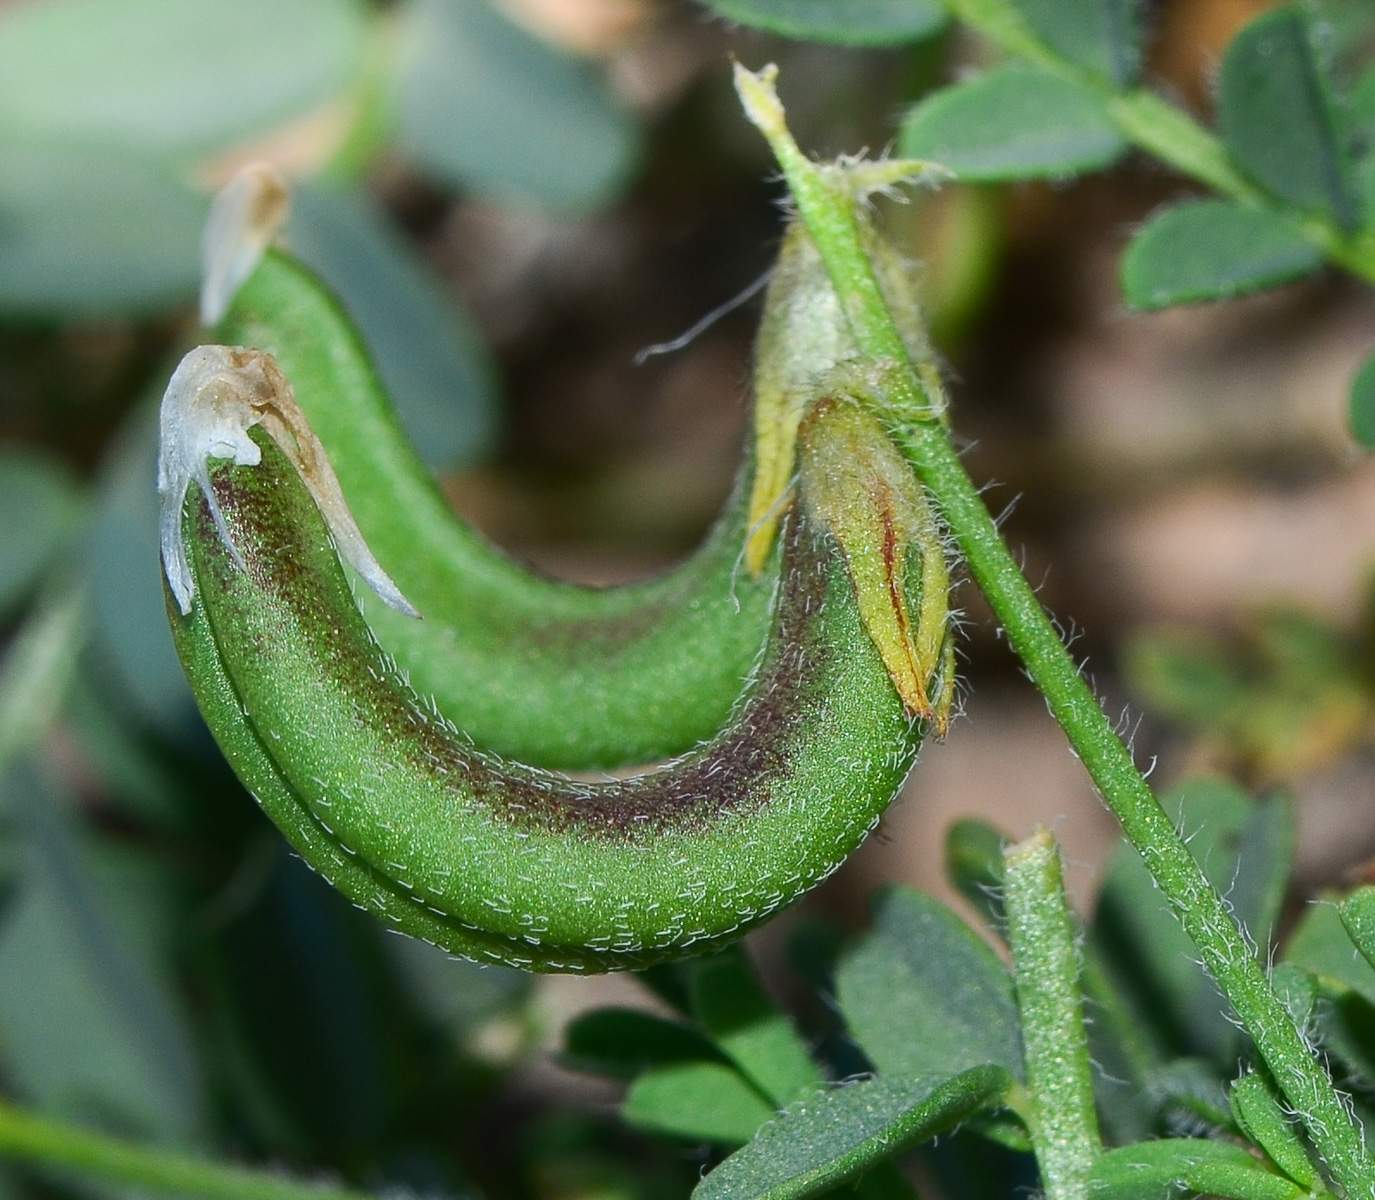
[6,0,1375,1198]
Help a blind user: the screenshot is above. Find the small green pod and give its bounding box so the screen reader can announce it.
[169,416,926,972]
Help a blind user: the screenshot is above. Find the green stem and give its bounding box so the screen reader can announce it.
[1004,831,1101,1200]
[734,64,1375,1200]
[901,398,1374,1198]
[0,1102,375,1200]
[936,0,1375,286]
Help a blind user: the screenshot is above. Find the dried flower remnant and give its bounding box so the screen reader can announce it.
[200,162,290,327]
[158,344,417,619]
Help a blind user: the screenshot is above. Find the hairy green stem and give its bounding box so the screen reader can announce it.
[0,1102,375,1200]
[1004,831,1102,1200]
[935,0,1375,285]
[901,399,1374,1200]
[735,64,1375,1200]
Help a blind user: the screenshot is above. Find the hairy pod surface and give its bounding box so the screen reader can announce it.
[170,434,927,972]
[213,250,776,771]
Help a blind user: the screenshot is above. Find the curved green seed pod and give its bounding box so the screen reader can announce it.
[206,171,941,771]
[211,249,777,771]
[169,422,927,972]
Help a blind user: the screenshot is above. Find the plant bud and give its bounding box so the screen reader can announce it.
[797,395,950,730]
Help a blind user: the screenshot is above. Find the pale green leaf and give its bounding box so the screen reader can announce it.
[944,818,1009,933]
[836,887,1023,1079]
[0,767,203,1139]
[1347,350,1375,449]
[701,0,946,46]
[694,1068,1012,1200]
[1012,0,1143,87]
[1093,779,1291,1061]
[0,0,370,159]
[286,185,499,468]
[563,1007,723,1080]
[1229,1073,1318,1190]
[1121,200,1322,310]
[396,0,638,211]
[1090,1139,1304,1200]
[1353,67,1375,228]
[0,141,205,316]
[1285,899,1375,1005]
[0,450,83,617]
[87,403,195,736]
[689,945,821,1106]
[0,589,86,778]
[1218,6,1358,227]
[387,936,529,1031]
[1339,887,1375,976]
[899,64,1125,181]
[624,1061,775,1145]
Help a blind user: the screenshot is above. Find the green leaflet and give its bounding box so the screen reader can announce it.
[168,431,926,971]
[1120,199,1323,311]
[623,1061,776,1145]
[1217,6,1358,229]
[1349,351,1375,450]
[561,1007,725,1079]
[899,64,1126,182]
[698,0,947,48]
[1089,1139,1305,1200]
[693,1068,1012,1200]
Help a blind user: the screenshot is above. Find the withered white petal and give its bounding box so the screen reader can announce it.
[199,162,290,327]
[158,344,419,619]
